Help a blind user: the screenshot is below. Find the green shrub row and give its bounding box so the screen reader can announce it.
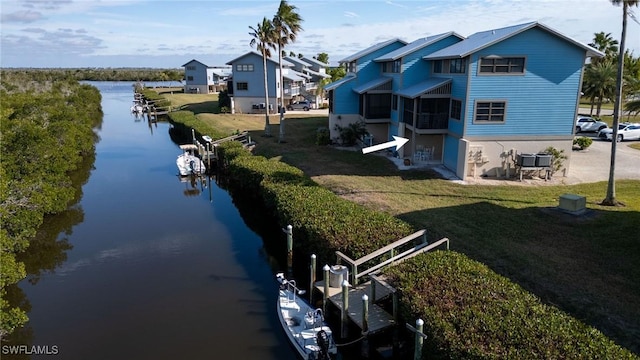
[221,145,414,261]
[168,110,227,140]
[384,251,637,359]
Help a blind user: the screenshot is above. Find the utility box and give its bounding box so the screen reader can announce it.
[536,154,552,167]
[559,194,586,215]
[517,153,536,167]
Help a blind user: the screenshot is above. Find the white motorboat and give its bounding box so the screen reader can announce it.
[276,273,337,360]
[131,103,144,113]
[176,144,206,176]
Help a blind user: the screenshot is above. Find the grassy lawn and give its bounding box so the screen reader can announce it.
[165,92,640,353]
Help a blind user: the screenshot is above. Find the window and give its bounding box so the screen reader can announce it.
[235,64,254,72]
[450,99,462,120]
[474,101,506,122]
[479,57,525,74]
[187,76,194,81]
[346,61,357,73]
[236,82,248,91]
[449,58,466,73]
[382,60,401,73]
[186,65,196,71]
[433,58,466,74]
[392,95,398,111]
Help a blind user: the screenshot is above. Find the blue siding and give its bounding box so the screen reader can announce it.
[403,36,462,88]
[465,28,584,137]
[184,61,208,86]
[231,54,279,98]
[333,41,405,114]
[443,135,459,170]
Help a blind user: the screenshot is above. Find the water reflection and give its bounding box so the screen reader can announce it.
[1,82,298,360]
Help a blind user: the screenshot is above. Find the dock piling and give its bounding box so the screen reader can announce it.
[323,265,330,315]
[284,225,293,277]
[310,254,316,304]
[341,279,349,339]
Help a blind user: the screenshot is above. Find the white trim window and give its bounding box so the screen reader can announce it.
[474,101,506,123]
[382,59,401,73]
[479,57,525,74]
[236,64,254,72]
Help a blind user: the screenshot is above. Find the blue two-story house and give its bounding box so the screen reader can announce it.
[226,51,307,114]
[325,22,603,179]
[182,59,231,94]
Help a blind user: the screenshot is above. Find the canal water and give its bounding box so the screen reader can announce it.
[5,82,298,360]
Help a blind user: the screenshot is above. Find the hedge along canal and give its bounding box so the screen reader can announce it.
[2,82,299,360]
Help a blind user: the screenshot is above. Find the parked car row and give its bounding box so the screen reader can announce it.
[576,116,640,142]
[598,123,640,142]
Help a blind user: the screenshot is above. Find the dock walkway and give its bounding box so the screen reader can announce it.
[313,232,450,336]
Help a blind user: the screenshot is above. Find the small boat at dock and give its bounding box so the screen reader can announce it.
[276,273,337,360]
[176,144,206,176]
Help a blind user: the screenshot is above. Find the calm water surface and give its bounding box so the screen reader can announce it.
[9,82,297,360]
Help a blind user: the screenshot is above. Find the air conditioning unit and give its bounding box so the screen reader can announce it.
[517,153,536,167]
[535,154,552,167]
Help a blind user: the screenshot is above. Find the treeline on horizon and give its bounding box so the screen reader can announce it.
[0,68,184,82]
[0,70,104,338]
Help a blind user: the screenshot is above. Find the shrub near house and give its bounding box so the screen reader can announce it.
[217,140,636,359]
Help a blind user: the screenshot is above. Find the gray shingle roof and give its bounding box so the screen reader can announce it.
[424,22,603,60]
[339,38,408,63]
[374,32,464,62]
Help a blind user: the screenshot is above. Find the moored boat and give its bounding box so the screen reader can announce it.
[276,273,337,360]
[176,144,206,176]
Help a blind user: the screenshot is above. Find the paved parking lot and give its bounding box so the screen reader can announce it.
[564,133,640,184]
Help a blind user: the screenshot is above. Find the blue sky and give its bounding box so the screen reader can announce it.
[1,0,638,68]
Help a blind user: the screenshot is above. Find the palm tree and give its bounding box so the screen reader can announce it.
[589,32,619,61]
[249,18,276,137]
[582,60,617,116]
[273,0,303,143]
[602,0,639,206]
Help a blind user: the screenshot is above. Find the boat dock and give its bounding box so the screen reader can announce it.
[312,231,450,337]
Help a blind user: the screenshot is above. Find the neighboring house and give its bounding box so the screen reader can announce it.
[325,22,603,179]
[225,51,300,114]
[284,56,330,105]
[182,59,231,94]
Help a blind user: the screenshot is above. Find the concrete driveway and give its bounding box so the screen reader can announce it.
[563,133,640,184]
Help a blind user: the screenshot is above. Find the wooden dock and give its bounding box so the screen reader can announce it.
[314,277,395,334]
[312,233,451,336]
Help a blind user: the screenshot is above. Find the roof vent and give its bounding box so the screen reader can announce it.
[492,30,495,35]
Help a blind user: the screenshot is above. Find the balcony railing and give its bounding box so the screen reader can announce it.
[283,85,300,96]
[403,113,449,129]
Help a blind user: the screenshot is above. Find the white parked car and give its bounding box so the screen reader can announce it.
[598,123,640,142]
[575,116,608,133]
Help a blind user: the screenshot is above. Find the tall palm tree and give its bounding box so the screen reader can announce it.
[583,60,617,116]
[249,18,276,137]
[273,0,303,143]
[589,32,619,61]
[602,0,639,206]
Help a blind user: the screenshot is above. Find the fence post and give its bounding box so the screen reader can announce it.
[323,265,330,315]
[191,128,196,144]
[310,254,316,305]
[341,279,349,339]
